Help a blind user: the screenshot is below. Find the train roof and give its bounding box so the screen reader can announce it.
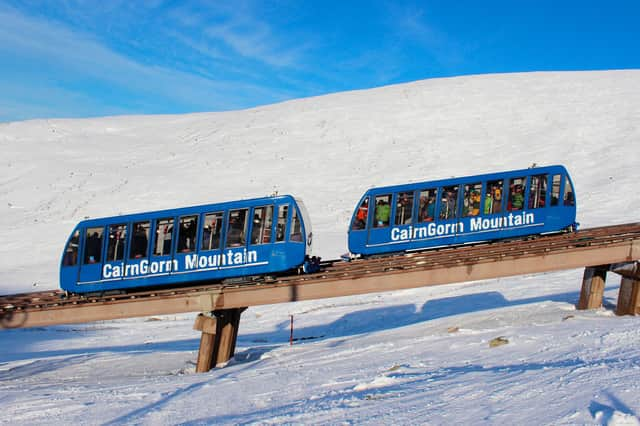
[362,165,571,195]
[75,194,299,227]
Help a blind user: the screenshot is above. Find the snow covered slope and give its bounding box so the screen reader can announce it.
[1,71,640,424]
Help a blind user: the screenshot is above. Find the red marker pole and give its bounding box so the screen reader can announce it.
[289,315,294,346]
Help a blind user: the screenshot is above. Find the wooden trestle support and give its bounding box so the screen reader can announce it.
[193,307,247,373]
[577,261,640,315]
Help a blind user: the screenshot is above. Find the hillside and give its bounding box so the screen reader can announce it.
[1,71,640,424]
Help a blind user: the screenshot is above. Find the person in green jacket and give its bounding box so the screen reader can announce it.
[511,186,524,210]
[375,200,390,227]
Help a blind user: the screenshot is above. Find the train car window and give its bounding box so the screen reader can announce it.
[290,209,303,242]
[153,218,174,256]
[226,209,248,247]
[563,176,575,206]
[251,206,274,244]
[201,212,224,251]
[395,192,414,225]
[63,230,80,266]
[351,198,369,230]
[462,183,482,217]
[507,177,526,211]
[373,194,392,228]
[418,189,437,222]
[484,179,503,214]
[177,215,198,253]
[129,221,150,259]
[84,227,103,264]
[550,174,561,206]
[528,174,548,209]
[276,205,289,242]
[106,224,127,262]
[439,185,459,220]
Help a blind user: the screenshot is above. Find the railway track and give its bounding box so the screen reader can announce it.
[2,222,639,325]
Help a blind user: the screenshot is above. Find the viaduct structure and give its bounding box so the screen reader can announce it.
[2,223,640,373]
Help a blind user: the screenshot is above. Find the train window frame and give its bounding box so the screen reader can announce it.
[563,176,575,206]
[351,197,370,230]
[177,215,198,253]
[484,179,503,215]
[439,185,459,220]
[507,177,526,211]
[106,224,128,262]
[462,182,482,218]
[201,211,224,251]
[528,174,548,209]
[129,221,150,259]
[289,208,303,242]
[62,229,80,267]
[153,217,175,256]
[251,205,274,245]
[83,226,104,265]
[226,209,248,248]
[550,174,561,206]
[275,204,289,242]
[394,191,414,225]
[417,188,437,222]
[373,194,392,228]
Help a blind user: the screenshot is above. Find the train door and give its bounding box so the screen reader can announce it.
[349,195,371,253]
[436,184,461,245]
[247,204,275,270]
[79,226,104,284]
[391,190,415,248]
[460,182,483,244]
[101,223,129,282]
[483,178,506,241]
[367,193,393,251]
[199,210,225,272]
[149,217,176,279]
[126,220,152,281]
[173,214,200,275]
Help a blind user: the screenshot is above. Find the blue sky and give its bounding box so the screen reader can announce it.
[1,1,638,122]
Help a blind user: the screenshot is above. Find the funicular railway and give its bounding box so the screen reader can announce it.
[2,223,640,373]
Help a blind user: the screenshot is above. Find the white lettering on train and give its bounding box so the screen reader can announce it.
[390,211,536,242]
[102,249,259,279]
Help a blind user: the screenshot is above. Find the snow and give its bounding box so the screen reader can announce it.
[1,70,640,424]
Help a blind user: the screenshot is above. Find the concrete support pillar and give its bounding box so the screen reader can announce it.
[577,266,608,310]
[193,307,247,373]
[616,277,640,316]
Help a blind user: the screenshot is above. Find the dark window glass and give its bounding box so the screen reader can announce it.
[508,177,526,211]
[395,192,414,225]
[251,206,274,244]
[177,215,198,253]
[373,195,392,228]
[439,185,459,219]
[462,183,482,217]
[63,230,80,266]
[276,205,289,242]
[418,189,437,222]
[129,221,150,259]
[550,174,561,206]
[107,224,127,262]
[352,198,369,230]
[226,209,248,247]
[201,212,224,251]
[563,176,575,206]
[153,218,174,256]
[290,209,303,242]
[484,180,503,214]
[84,227,103,264]
[528,174,548,209]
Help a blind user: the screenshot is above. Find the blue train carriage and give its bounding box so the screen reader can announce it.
[348,165,577,256]
[60,195,312,294]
